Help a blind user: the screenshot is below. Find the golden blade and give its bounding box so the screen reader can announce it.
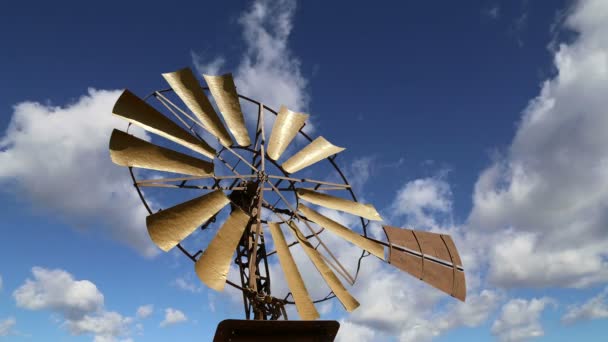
[298,204,384,259]
[268,223,319,320]
[383,225,466,301]
[203,74,251,146]
[109,129,213,176]
[146,190,230,252]
[296,189,383,221]
[267,106,308,161]
[286,222,360,312]
[162,68,233,146]
[281,137,344,174]
[113,89,216,159]
[195,208,250,291]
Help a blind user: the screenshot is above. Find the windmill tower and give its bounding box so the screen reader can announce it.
[109,67,465,339]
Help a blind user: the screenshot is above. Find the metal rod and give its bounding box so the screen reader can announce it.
[248,103,266,295]
[264,180,355,285]
[267,175,351,188]
[136,174,256,184]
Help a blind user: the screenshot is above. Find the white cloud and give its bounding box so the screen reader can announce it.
[0,89,157,257]
[562,287,608,324]
[14,267,134,341]
[136,304,154,319]
[335,320,377,342]
[468,0,608,288]
[0,317,16,337]
[391,177,452,229]
[0,274,3,291]
[491,297,554,342]
[65,311,132,341]
[483,4,500,19]
[160,308,187,327]
[193,0,310,134]
[173,276,202,293]
[14,267,104,320]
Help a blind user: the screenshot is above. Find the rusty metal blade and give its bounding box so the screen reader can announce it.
[298,204,384,259]
[383,225,466,301]
[203,73,251,146]
[268,223,319,320]
[286,222,360,312]
[267,106,308,161]
[281,137,344,174]
[296,189,383,221]
[109,129,213,176]
[195,208,250,291]
[146,190,230,252]
[112,89,216,159]
[162,68,233,146]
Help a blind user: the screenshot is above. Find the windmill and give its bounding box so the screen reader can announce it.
[108,67,466,339]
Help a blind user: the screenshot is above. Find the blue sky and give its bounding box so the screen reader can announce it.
[1,0,608,341]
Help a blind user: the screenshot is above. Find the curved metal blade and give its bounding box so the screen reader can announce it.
[286,222,360,312]
[383,225,466,301]
[298,204,384,259]
[162,68,233,147]
[296,189,383,221]
[281,137,344,174]
[109,129,213,176]
[195,207,250,291]
[146,190,230,252]
[268,223,319,320]
[112,89,216,159]
[203,74,251,146]
[267,106,308,161]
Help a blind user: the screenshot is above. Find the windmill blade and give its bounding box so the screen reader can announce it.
[203,73,251,146]
[281,137,344,174]
[113,89,216,159]
[268,223,319,320]
[286,222,360,312]
[195,207,250,291]
[109,129,213,176]
[297,189,382,221]
[162,68,233,147]
[146,190,230,252]
[298,204,384,259]
[383,225,466,301]
[266,106,309,161]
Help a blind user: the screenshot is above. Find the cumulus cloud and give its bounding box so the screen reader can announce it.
[0,317,16,337]
[65,311,133,340]
[468,0,608,288]
[391,177,453,229]
[562,287,608,324]
[0,89,157,257]
[491,297,554,342]
[14,267,104,320]
[136,305,154,319]
[13,267,134,341]
[160,308,187,327]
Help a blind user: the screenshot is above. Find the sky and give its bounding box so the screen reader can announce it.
[1,0,608,341]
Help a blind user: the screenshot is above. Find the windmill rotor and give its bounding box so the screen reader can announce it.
[108,67,467,323]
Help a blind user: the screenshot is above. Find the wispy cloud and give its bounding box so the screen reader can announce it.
[0,317,16,337]
[193,0,311,134]
[562,287,608,324]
